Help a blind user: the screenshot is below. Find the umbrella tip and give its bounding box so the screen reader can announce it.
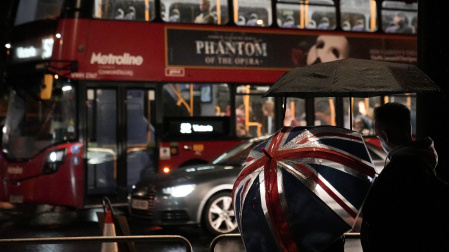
[261,147,272,159]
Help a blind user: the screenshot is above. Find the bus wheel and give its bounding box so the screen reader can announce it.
[202,191,238,235]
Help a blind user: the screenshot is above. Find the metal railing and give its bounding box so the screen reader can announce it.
[210,234,244,252]
[0,235,193,252]
[209,232,361,251]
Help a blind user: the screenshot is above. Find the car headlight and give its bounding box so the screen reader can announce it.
[43,149,66,174]
[162,184,196,197]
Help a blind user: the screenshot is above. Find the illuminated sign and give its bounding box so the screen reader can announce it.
[164,117,230,140]
[15,37,54,60]
[16,46,38,58]
[41,38,54,58]
[180,123,213,134]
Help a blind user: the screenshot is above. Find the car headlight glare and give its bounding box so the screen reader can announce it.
[162,184,195,197]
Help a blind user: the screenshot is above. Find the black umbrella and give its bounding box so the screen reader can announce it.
[264,58,440,98]
[263,58,440,129]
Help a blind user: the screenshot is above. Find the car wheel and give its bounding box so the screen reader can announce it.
[202,191,238,235]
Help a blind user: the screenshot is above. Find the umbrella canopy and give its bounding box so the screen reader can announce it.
[233,126,376,252]
[264,58,440,98]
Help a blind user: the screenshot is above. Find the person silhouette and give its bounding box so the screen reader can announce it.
[194,0,215,24]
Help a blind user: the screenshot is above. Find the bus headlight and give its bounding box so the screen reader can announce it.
[162,184,195,197]
[43,149,66,174]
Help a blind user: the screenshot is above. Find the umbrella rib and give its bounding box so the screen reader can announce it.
[262,160,299,252]
[294,163,358,219]
[273,148,376,177]
[234,156,267,190]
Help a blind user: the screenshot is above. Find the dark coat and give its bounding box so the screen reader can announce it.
[361,137,449,251]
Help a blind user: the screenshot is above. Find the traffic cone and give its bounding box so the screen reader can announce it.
[101,207,118,252]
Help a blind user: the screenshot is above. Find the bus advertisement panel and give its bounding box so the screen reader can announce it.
[54,22,416,83]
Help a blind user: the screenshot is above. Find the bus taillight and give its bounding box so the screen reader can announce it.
[163,167,170,174]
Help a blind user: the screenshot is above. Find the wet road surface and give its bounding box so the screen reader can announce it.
[0,203,362,251]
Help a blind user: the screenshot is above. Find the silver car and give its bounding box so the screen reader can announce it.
[129,136,268,235]
[129,136,386,235]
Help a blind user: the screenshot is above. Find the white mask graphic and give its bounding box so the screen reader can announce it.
[307,35,350,65]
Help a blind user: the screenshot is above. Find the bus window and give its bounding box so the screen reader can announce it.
[163,0,228,24]
[284,98,306,126]
[299,0,336,30]
[236,85,275,138]
[277,0,335,30]
[343,97,380,136]
[235,0,271,27]
[341,0,376,32]
[211,0,230,25]
[94,0,155,21]
[164,1,203,23]
[382,1,417,34]
[384,94,416,135]
[277,3,301,29]
[314,97,336,126]
[15,0,64,26]
[2,79,77,160]
[163,83,230,117]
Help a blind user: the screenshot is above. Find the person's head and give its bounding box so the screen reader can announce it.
[374,102,412,153]
[393,12,407,26]
[262,100,274,117]
[199,0,210,12]
[354,117,367,133]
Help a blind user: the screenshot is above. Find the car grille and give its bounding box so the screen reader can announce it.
[130,190,156,219]
[160,210,190,222]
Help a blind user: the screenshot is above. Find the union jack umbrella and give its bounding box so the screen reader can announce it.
[232,126,376,252]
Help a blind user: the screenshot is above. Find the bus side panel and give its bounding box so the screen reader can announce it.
[0,152,49,205]
[34,143,85,208]
[54,20,416,85]
[159,140,244,171]
[0,155,7,201]
[0,143,84,208]
[54,20,287,84]
[52,19,166,82]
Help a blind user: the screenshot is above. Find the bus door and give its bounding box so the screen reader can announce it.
[85,87,156,198]
[86,88,118,195]
[125,89,156,191]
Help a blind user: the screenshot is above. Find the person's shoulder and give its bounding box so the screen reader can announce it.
[387,153,427,175]
[205,14,215,23]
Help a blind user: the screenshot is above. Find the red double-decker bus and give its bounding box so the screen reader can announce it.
[0,0,417,208]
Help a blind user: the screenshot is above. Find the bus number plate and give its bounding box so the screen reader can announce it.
[132,199,149,210]
[10,195,23,203]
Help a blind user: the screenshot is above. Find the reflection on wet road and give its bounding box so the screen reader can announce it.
[0,204,361,251]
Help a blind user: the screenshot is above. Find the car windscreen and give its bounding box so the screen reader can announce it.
[212,140,263,166]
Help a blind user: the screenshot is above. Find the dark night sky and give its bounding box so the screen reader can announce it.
[1,0,16,85]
